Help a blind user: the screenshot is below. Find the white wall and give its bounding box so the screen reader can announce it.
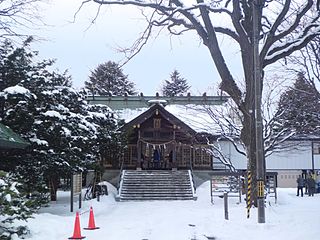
[218,140,314,170]
[218,141,247,170]
[266,142,313,170]
[314,155,320,169]
[277,170,301,188]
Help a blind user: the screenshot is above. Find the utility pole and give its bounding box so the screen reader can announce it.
[253,0,266,223]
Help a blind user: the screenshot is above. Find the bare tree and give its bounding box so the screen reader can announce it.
[284,35,320,96]
[187,78,295,173]
[78,0,320,199]
[0,0,42,41]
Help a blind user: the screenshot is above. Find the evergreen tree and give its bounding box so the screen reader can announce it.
[85,61,136,96]
[0,39,122,208]
[161,70,190,97]
[0,171,35,239]
[275,72,320,135]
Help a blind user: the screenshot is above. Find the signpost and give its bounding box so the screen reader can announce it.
[70,172,82,212]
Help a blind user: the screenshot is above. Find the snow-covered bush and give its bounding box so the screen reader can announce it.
[0,171,35,239]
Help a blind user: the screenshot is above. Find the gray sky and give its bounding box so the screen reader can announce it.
[29,0,242,95]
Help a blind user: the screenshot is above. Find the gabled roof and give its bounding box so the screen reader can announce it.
[121,103,197,136]
[0,123,30,149]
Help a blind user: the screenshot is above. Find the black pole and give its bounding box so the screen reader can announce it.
[79,192,82,209]
[70,174,74,213]
[224,192,229,220]
[312,141,315,171]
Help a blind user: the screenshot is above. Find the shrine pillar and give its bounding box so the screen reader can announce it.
[172,125,177,170]
[136,125,142,170]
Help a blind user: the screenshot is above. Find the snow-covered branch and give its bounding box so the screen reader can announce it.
[262,1,320,67]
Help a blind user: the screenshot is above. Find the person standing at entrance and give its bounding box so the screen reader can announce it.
[153,149,160,169]
[168,150,173,168]
[296,175,305,197]
[140,153,145,170]
[306,174,316,196]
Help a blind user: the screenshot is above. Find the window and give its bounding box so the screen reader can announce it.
[313,142,320,154]
[154,118,161,129]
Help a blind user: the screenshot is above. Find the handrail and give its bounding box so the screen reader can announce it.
[117,154,125,193]
[188,170,196,199]
[117,170,125,199]
[189,153,196,194]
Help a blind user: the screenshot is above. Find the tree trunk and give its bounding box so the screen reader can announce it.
[48,176,59,201]
[241,109,258,206]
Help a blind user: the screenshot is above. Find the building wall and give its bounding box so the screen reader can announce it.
[314,155,320,169]
[217,141,247,170]
[217,140,318,188]
[219,140,314,170]
[276,170,301,188]
[266,142,312,170]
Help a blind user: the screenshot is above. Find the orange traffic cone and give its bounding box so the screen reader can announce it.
[84,207,100,230]
[69,212,86,239]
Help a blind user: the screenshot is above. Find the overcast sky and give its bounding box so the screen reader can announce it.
[28,0,243,95]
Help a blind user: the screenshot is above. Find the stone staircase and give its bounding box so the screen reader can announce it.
[116,170,196,201]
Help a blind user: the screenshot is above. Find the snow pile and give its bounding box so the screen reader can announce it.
[21,182,320,240]
[42,110,66,120]
[3,86,30,95]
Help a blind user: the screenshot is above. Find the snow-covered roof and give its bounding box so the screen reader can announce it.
[0,123,30,149]
[115,104,219,133]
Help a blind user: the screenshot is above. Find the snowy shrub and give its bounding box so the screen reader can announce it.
[0,171,36,240]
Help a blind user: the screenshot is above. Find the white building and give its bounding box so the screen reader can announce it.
[219,140,320,187]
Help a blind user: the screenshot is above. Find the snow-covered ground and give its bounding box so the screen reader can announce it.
[19,182,320,240]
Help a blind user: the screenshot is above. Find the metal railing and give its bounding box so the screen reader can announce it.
[189,156,196,195]
[117,156,126,195]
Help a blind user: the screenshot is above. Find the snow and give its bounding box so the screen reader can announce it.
[115,107,149,123]
[0,179,6,186]
[3,86,30,95]
[87,111,108,120]
[21,182,320,240]
[29,137,49,146]
[42,110,66,120]
[148,99,168,104]
[115,104,221,133]
[61,127,71,136]
[5,194,11,202]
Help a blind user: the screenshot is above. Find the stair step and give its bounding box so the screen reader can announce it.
[124,178,189,180]
[120,196,194,201]
[118,170,195,201]
[122,186,191,190]
[120,192,193,196]
[121,190,193,193]
[122,181,191,184]
[121,185,191,188]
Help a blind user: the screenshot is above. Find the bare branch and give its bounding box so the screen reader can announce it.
[260,0,291,59]
[0,0,43,41]
[264,23,320,67]
[73,0,91,23]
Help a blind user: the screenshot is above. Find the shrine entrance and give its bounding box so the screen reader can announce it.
[140,140,175,170]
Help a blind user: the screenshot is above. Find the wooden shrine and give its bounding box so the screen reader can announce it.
[87,93,229,170]
[101,103,214,170]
